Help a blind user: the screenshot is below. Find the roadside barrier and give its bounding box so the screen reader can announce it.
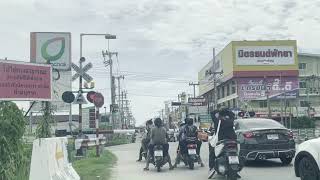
[29,137,80,180]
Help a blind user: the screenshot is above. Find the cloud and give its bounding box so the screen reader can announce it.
[1,0,320,125]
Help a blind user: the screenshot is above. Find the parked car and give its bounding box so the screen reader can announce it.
[294,137,320,180]
[234,118,296,165]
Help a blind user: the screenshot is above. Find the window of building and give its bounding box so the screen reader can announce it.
[259,101,268,108]
[222,86,225,98]
[299,63,307,70]
[217,88,221,99]
[299,81,307,89]
[232,99,236,108]
[232,87,236,94]
[227,84,230,96]
[227,100,231,108]
[300,101,309,107]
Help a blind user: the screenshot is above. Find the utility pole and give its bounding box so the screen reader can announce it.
[102,50,118,129]
[121,90,127,128]
[206,48,223,110]
[280,73,284,124]
[189,82,199,98]
[264,76,271,118]
[115,75,124,127]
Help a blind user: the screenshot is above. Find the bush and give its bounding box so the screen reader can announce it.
[291,116,316,129]
[0,101,25,179]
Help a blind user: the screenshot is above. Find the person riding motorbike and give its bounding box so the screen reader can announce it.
[137,119,153,161]
[144,118,174,170]
[174,117,204,167]
[208,108,240,179]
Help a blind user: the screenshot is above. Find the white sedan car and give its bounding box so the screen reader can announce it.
[294,137,320,180]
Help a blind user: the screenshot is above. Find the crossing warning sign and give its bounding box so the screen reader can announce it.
[73,93,87,104]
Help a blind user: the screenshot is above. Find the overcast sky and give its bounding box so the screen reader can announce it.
[1,0,320,125]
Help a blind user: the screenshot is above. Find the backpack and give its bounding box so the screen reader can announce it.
[184,125,197,141]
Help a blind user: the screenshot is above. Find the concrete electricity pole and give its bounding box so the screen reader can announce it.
[206,48,223,110]
[115,75,125,108]
[189,82,199,97]
[264,76,272,118]
[102,50,118,129]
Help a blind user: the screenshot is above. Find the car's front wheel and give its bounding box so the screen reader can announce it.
[280,157,293,165]
[298,157,319,180]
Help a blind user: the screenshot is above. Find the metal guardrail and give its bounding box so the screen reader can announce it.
[292,128,320,143]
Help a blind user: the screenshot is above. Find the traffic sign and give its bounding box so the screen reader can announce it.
[171,102,182,106]
[62,91,75,103]
[87,91,96,103]
[188,98,207,106]
[73,93,87,104]
[71,62,93,82]
[93,93,104,108]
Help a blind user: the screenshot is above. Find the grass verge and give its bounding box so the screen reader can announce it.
[73,149,117,180]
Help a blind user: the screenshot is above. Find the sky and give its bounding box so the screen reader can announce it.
[1,0,320,125]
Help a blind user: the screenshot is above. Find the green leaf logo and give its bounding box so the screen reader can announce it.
[41,37,65,62]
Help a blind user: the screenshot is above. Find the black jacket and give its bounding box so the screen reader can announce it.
[210,110,237,141]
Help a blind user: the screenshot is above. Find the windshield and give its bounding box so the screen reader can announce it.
[240,119,285,129]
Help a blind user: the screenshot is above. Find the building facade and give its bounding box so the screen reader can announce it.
[297,53,320,118]
[199,40,302,121]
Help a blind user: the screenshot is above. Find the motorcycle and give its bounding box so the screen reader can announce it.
[208,121,243,180]
[139,146,148,160]
[175,141,203,169]
[152,145,169,172]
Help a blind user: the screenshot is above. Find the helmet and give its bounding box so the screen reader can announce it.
[185,118,193,125]
[154,118,162,127]
[219,108,235,120]
[146,119,153,126]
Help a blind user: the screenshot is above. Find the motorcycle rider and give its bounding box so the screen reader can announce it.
[137,119,153,162]
[208,108,240,179]
[144,118,174,170]
[174,117,204,167]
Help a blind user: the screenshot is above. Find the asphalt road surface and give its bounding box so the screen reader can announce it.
[108,141,300,180]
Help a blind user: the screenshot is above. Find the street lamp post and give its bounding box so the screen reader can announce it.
[102,35,118,129]
[79,33,116,133]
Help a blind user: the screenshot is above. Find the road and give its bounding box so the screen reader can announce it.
[108,141,300,180]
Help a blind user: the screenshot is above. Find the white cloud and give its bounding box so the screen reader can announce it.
[1,0,320,125]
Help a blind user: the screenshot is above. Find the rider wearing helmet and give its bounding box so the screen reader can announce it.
[144,118,174,170]
[137,119,153,161]
[208,108,239,178]
[174,117,204,167]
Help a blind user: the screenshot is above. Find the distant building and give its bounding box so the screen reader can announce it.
[297,53,320,117]
[26,112,111,135]
[198,40,318,122]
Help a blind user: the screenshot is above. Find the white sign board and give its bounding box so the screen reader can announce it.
[188,106,208,114]
[29,137,80,180]
[31,71,72,112]
[236,46,295,65]
[31,32,71,70]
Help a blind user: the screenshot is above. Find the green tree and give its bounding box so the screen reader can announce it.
[36,102,54,138]
[291,116,316,129]
[0,101,25,179]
